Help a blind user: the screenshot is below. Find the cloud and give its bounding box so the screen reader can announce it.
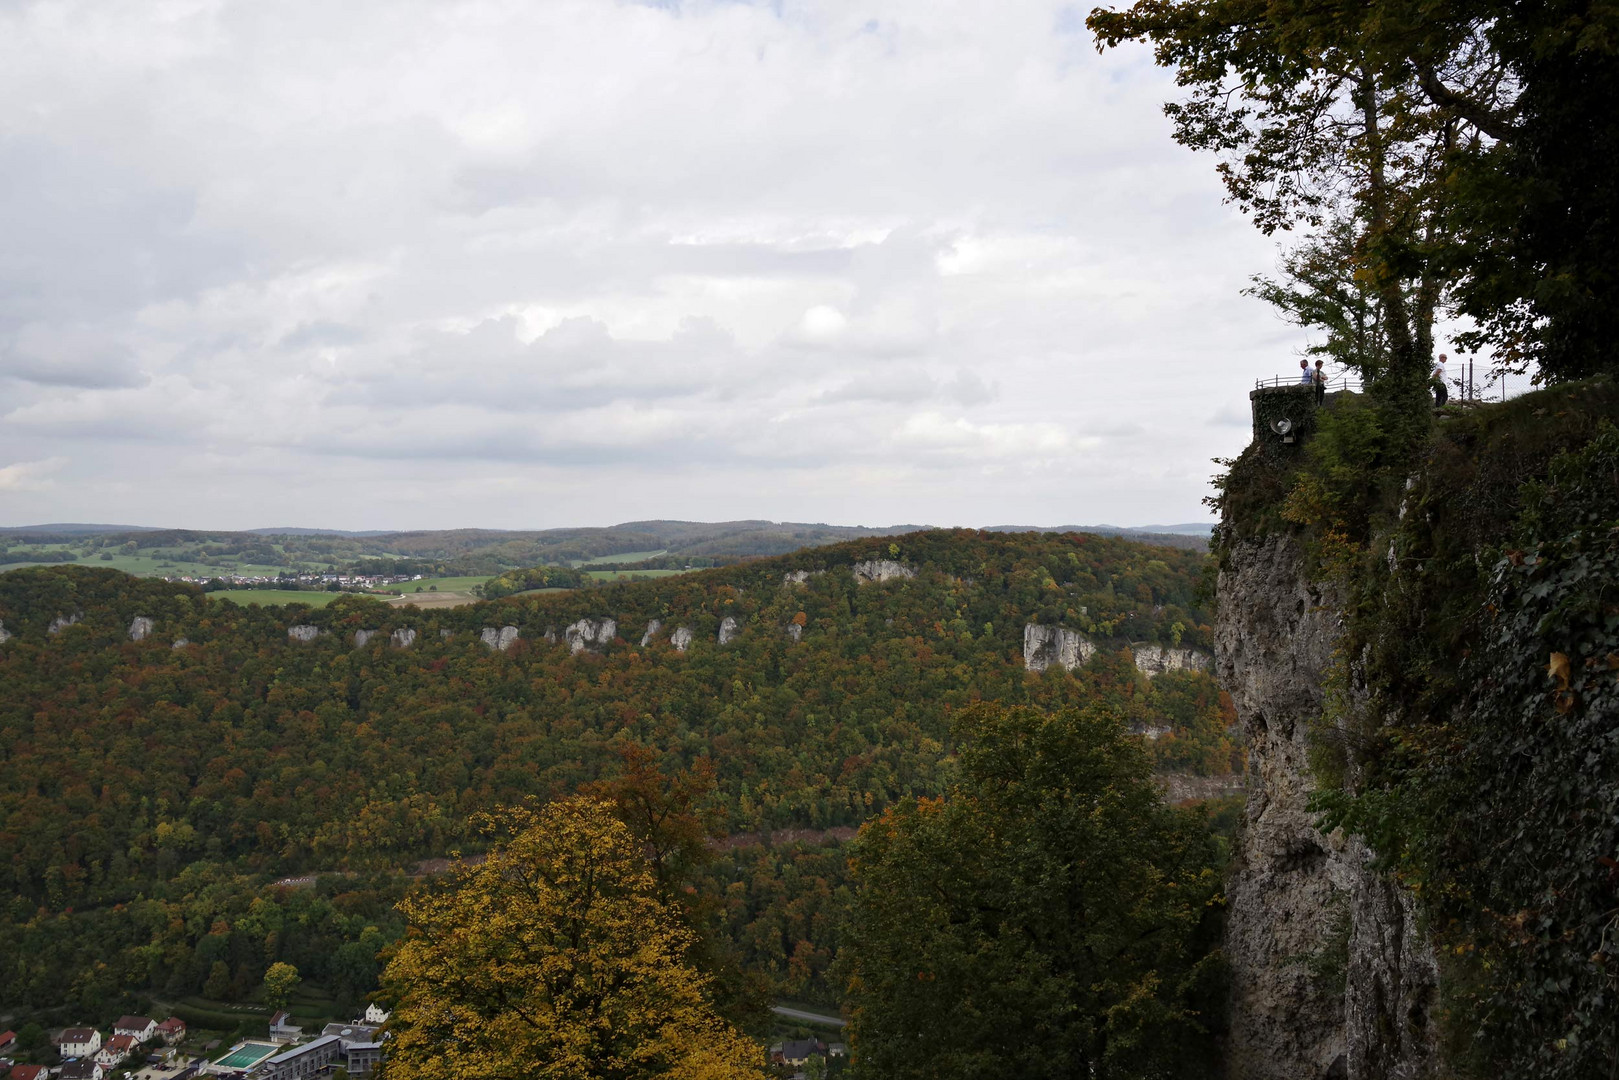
[0,0,1293,529]
[0,457,68,492]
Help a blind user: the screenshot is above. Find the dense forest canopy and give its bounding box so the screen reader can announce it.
[0,529,1231,1023]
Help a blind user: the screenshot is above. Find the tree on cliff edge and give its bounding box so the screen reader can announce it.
[1088,0,1619,388]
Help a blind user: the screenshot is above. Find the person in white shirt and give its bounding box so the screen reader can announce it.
[1299,358,1313,385]
[1432,353,1449,406]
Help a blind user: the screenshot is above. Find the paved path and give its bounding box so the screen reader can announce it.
[771,1005,846,1028]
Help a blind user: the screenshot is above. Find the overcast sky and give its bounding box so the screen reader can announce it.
[0,0,1308,532]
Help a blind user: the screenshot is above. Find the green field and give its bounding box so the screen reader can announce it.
[584,568,688,581]
[375,575,492,595]
[577,549,667,565]
[209,590,340,608]
[2,552,290,579]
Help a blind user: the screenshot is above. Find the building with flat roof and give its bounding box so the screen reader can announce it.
[257,1035,341,1080]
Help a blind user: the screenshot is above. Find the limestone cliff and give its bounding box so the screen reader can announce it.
[565,617,617,654]
[1217,534,1436,1080]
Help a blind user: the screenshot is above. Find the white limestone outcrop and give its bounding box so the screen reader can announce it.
[47,612,82,635]
[640,619,662,646]
[565,618,617,654]
[783,570,823,586]
[391,628,417,648]
[670,626,694,652]
[354,629,380,648]
[1022,624,1095,672]
[129,616,155,641]
[787,622,802,642]
[1131,643,1214,676]
[288,624,320,643]
[439,629,454,640]
[171,638,189,649]
[0,620,11,644]
[480,626,520,651]
[717,616,741,645]
[852,560,916,583]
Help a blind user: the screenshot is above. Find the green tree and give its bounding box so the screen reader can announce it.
[378,798,765,1080]
[262,961,301,1011]
[1088,0,1619,386]
[203,960,231,1001]
[842,703,1224,1080]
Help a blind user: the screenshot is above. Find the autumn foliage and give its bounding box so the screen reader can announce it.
[379,798,764,1080]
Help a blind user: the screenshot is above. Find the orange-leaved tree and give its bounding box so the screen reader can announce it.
[377,798,765,1080]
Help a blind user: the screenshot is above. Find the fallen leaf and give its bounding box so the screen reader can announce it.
[1548,652,1572,690]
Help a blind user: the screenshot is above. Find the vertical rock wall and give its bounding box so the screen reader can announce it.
[1216,534,1437,1080]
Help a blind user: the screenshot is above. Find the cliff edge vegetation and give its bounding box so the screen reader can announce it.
[1215,378,1619,1078]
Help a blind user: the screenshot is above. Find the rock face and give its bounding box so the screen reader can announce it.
[852,559,916,583]
[391,628,417,649]
[47,612,82,635]
[1131,643,1214,676]
[480,626,520,651]
[439,629,454,640]
[1217,533,1437,1080]
[717,616,740,645]
[0,620,11,643]
[640,619,662,646]
[1022,624,1095,672]
[787,622,802,642]
[670,626,694,652]
[783,570,822,585]
[171,638,189,649]
[129,616,155,641]
[565,618,617,654]
[288,624,320,643]
[1155,771,1246,804]
[354,629,380,648]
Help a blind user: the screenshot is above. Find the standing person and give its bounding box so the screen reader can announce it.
[1432,354,1449,407]
[1313,359,1327,405]
[1298,358,1313,385]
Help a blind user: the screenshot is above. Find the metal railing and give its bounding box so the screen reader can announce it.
[1253,374,1363,392]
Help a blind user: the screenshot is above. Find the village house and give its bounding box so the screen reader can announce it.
[58,1029,101,1059]
[362,1004,390,1025]
[9,1065,47,1080]
[112,1017,157,1045]
[96,1034,138,1068]
[0,1033,14,1054]
[156,1018,187,1045]
[267,1012,301,1044]
[59,1061,104,1080]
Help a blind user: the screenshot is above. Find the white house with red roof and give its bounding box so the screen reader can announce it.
[96,1034,138,1068]
[156,1018,186,1045]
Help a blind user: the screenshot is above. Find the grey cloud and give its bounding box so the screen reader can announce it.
[1,326,146,389]
[0,0,1287,530]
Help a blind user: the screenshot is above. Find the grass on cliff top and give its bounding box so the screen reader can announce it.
[1214,376,1619,553]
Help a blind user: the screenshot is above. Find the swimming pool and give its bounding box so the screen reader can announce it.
[212,1041,279,1071]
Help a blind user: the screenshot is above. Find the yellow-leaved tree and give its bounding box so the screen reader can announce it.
[377,797,765,1080]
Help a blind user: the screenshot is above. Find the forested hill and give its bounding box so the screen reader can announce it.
[0,528,1233,1017]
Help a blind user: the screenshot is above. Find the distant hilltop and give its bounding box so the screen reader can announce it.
[3,517,1212,541]
[0,518,1212,584]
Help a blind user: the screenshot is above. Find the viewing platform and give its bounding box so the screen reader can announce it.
[1249,373,1361,449]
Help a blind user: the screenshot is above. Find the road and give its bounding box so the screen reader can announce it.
[771,1005,846,1028]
